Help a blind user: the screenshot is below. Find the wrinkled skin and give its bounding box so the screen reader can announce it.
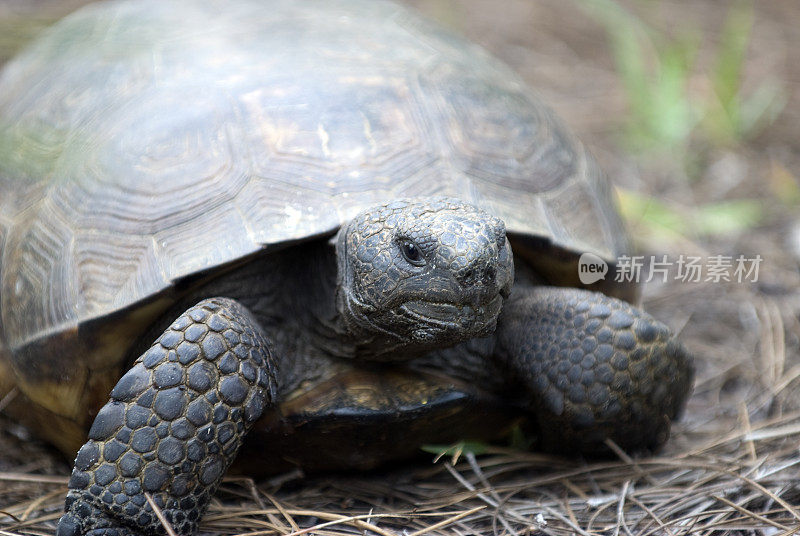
[335,199,513,359]
[57,197,693,536]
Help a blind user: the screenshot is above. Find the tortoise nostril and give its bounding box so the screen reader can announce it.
[462,269,475,284]
[458,264,497,287]
[484,266,496,283]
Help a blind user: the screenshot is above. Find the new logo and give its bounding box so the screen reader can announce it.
[578,252,608,285]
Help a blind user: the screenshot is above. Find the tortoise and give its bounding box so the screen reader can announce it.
[0,0,694,535]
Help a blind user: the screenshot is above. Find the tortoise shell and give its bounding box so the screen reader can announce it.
[0,0,631,438]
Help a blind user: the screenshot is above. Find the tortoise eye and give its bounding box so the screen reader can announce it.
[399,239,425,266]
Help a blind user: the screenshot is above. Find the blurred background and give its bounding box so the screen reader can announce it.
[0,0,798,532]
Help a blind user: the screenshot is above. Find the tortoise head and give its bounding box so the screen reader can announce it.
[336,197,514,359]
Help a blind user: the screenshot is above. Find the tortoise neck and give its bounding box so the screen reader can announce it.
[301,243,372,361]
[190,241,407,362]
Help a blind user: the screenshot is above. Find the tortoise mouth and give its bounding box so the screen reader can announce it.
[400,294,504,328]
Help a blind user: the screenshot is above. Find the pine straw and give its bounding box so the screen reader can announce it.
[1,0,800,535]
[3,398,800,536]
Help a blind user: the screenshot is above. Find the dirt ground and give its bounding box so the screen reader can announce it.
[1,0,799,535]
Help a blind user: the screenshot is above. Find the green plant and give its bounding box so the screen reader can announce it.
[615,187,764,245]
[704,0,785,144]
[577,0,698,153]
[576,0,784,153]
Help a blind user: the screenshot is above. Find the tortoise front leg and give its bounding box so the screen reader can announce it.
[493,287,693,454]
[56,298,277,536]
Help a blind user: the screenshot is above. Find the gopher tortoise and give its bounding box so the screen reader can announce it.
[0,0,694,535]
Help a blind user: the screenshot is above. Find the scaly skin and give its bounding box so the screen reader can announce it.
[57,299,276,536]
[57,198,693,536]
[495,287,693,454]
[334,198,513,360]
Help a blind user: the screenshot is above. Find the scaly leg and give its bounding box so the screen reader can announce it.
[494,287,693,454]
[57,298,277,536]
